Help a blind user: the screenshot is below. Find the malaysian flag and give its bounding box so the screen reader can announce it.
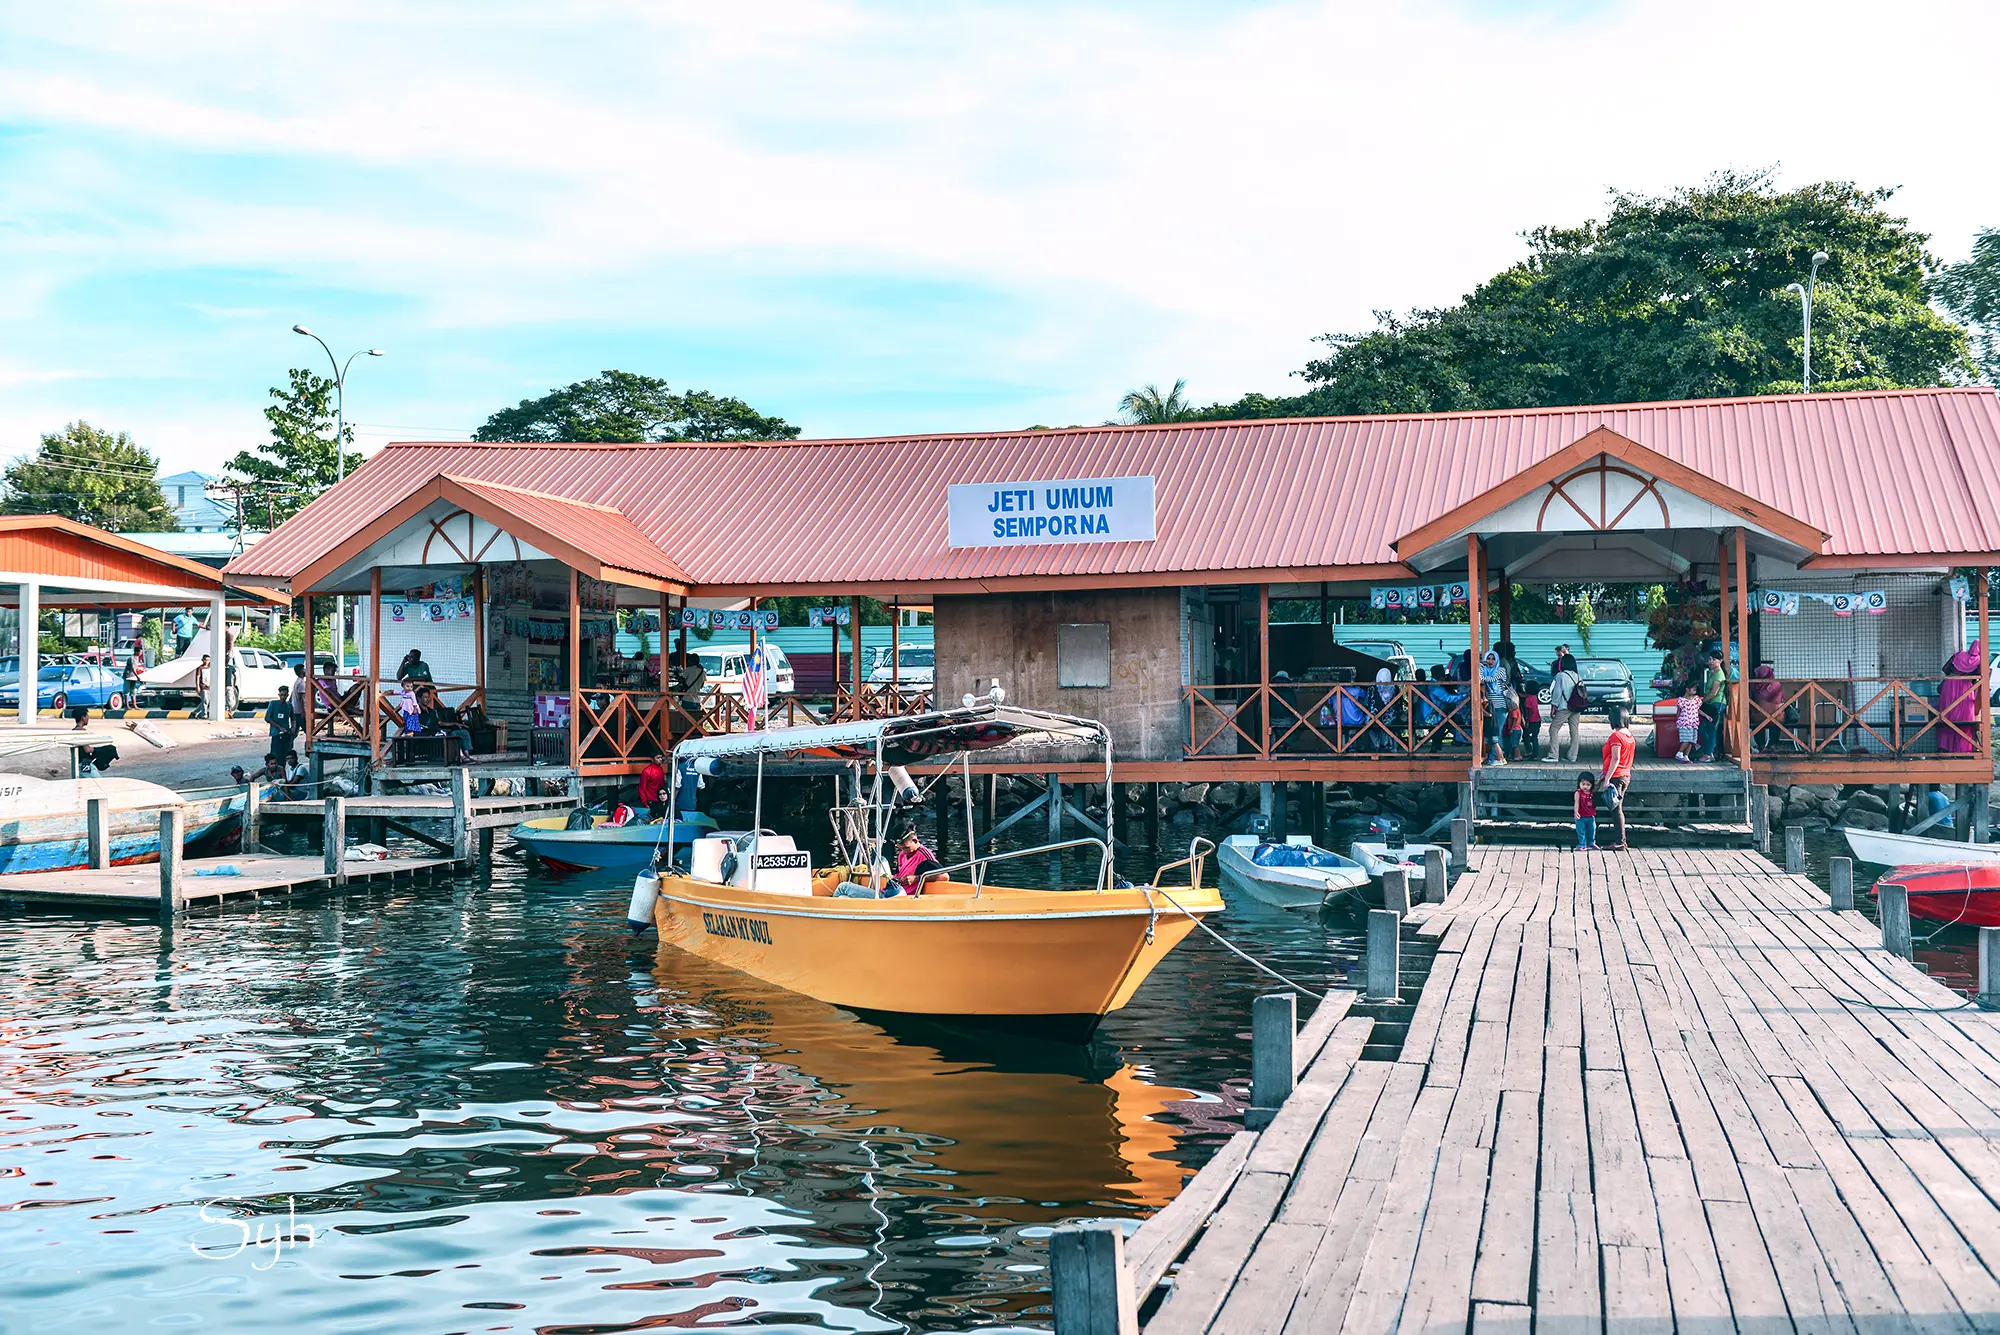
[742,641,770,728]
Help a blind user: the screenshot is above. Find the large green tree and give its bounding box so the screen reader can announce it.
[1935,227,2000,384]
[2,422,177,531]
[1196,171,1974,420]
[474,370,799,443]
[224,368,350,525]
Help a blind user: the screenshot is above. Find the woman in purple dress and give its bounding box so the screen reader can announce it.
[1937,648,1984,754]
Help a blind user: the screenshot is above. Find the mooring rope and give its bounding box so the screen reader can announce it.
[1146,881,1328,1000]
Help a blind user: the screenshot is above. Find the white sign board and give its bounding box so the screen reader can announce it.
[946,475,1156,549]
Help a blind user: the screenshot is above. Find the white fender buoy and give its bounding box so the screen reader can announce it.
[626,868,660,934]
[884,765,919,805]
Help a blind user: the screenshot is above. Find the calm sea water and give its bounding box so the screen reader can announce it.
[0,809,1363,1334]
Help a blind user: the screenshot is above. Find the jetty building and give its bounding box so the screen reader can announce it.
[224,386,2000,821]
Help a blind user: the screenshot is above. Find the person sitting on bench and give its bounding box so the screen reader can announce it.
[417,686,474,758]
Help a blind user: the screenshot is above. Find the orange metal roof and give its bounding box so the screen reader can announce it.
[229,388,2000,591]
[438,476,691,585]
[0,516,286,603]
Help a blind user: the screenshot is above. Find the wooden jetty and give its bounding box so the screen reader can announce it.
[1055,844,2000,1332]
[0,850,458,909]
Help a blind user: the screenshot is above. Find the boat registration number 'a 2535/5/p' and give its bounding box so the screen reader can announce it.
[753,852,810,870]
[701,912,773,944]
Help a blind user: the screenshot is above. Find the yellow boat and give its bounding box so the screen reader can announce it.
[642,694,1222,1039]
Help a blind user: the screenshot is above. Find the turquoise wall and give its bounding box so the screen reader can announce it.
[1329,621,1667,689]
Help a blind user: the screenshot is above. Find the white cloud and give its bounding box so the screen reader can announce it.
[1,0,1995,471]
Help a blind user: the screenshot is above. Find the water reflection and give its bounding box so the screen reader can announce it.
[0,814,1362,1333]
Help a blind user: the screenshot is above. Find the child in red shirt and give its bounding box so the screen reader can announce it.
[1573,772,1598,850]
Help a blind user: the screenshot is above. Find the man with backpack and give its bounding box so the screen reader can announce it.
[1546,653,1587,762]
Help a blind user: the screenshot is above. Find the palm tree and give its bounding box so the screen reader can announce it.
[1117,379,1198,424]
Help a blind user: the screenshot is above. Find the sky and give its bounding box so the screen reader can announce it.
[1,0,1995,475]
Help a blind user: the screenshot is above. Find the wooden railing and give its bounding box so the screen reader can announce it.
[836,682,937,718]
[574,690,842,765]
[307,677,486,747]
[1748,676,1982,758]
[1185,682,1477,759]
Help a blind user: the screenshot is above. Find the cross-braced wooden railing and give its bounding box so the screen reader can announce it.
[1748,676,1979,758]
[836,683,936,719]
[1183,682,1477,759]
[307,677,486,749]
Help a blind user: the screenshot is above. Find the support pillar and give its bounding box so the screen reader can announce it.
[1422,848,1449,903]
[1381,867,1411,918]
[1879,882,1912,959]
[1784,825,1805,875]
[1734,526,1751,770]
[1466,535,1484,766]
[1049,1225,1138,1335]
[1829,856,1854,911]
[87,797,110,869]
[366,568,382,763]
[207,593,227,721]
[451,766,473,862]
[323,796,347,885]
[1979,926,2000,1008]
[243,784,261,854]
[158,808,183,918]
[1974,783,1991,845]
[17,579,38,728]
[1047,774,1062,843]
[1750,783,1770,853]
[1367,909,1400,1001]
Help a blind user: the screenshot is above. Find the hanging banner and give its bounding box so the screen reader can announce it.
[386,598,473,624]
[807,606,852,627]
[1951,576,1971,603]
[1756,589,1887,616]
[678,608,712,630]
[1369,582,1468,611]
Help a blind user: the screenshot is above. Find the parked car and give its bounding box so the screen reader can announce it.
[138,643,293,710]
[692,644,796,697]
[1572,657,1636,713]
[0,663,129,712]
[866,644,936,686]
[1336,638,1420,680]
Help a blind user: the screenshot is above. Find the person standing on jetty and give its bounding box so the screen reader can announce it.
[1599,705,1636,850]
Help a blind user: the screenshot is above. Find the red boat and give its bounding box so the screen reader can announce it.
[1874,864,2000,926]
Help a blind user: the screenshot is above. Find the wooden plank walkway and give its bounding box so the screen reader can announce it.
[1131,845,2000,1332]
[262,792,573,831]
[0,852,459,907]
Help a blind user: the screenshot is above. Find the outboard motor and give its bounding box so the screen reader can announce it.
[1248,814,1273,844]
[1368,814,1406,851]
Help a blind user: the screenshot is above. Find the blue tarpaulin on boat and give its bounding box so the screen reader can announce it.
[1250,843,1347,870]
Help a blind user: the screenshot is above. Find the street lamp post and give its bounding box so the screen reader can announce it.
[1785,250,1830,392]
[292,326,383,684]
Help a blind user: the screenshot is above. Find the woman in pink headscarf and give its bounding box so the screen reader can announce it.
[1938,648,1984,753]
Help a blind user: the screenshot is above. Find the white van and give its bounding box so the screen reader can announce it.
[693,644,796,697]
[866,644,935,686]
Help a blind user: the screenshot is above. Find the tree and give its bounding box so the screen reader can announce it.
[1203,172,1974,420]
[1115,379,1200,424]
[474,370,799,443]
[1935,228,2000,383]
[2,422,178,531]
[224,368,349,526]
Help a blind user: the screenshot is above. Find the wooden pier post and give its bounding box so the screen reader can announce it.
[69,746,83,780]
[1784,825,1805,875]
[86,797,110,870]
[1367,908,1400,1001]
[1272,780,1288,839]
[1456,781,1473,828]
[158,808,183,917]
[1381,867,1410,919]
[1979,927,2000,1008]
[1974,784,1991,845]
[1879,881,1912,959]
[1750,783,1770,852]
[1247,992,1296,1131]
[1308,781,1326,847]
[1050,1224,1138,1335]
[1048,774,1062,843]
[242,784,261,854]
[1450,818,1470,882]
[450,767,473,863]
[1422,847,1449,904]
[323,796,347,886]
[1829,856,1854,911]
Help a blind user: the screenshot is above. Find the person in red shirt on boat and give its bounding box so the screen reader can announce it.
[638,752,669,820]
[890,826,947,896]
[1598,706,1637,851]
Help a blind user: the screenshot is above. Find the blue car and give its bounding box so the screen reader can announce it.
[0,663,129,712]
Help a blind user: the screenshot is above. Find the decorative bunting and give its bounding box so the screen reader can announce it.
[386,598,473,624]
[1951,576,1971,602]
[1757,589,1887,616]
[1370,582,1468,611]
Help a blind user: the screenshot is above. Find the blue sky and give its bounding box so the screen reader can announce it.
[2,0,1995,474]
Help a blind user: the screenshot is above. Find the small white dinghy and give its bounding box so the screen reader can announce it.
[1840,826,2000,867]
[1218,833,1371,909]
[1350,840,1452,892]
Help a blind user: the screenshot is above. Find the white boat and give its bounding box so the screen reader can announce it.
[1218,834,1372,909]
[1350,840,1451,889]
[1840,826,2000,867]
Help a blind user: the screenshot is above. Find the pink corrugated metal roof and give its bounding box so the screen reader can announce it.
[230,388,2000,588]
[442,476,690,584]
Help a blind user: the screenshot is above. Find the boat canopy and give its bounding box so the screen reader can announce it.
[672,703,1104,768]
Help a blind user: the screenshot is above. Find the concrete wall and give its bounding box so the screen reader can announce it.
[933,589,1183,761]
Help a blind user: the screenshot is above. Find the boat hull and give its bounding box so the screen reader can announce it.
[1218,836,1369,909]
[512,816,715,872]
[1841,826,2000,868]
[0,794,242,874]
[1350,841,1450,885]
[1875,865,2000,926]
[650,875,1220,1027]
